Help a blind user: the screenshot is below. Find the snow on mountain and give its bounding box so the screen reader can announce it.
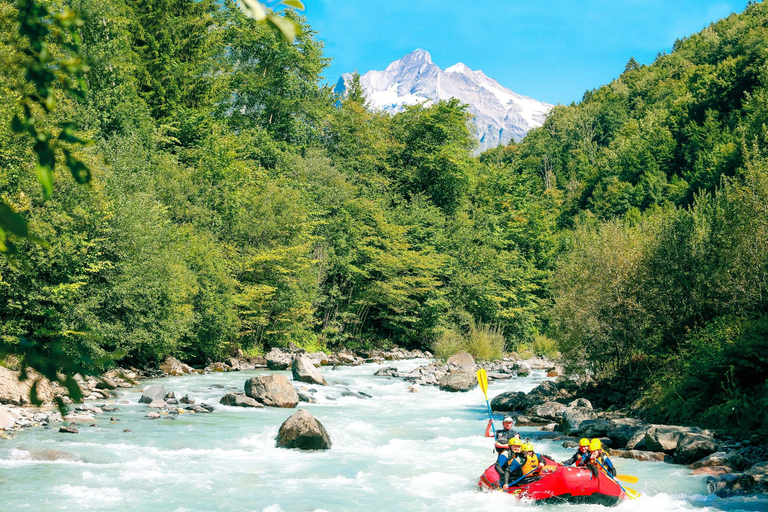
[335,49,553,152]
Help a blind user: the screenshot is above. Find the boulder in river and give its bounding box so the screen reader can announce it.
[446,352,475,369]
[275,409,331,450]
[689,451,747,471]
[674,432,720,464]
[265,348,293,370]
[438,370,477,392]
[574,419,611,438]
[606,418,646,448]
[59,426,79,434]
[244,374,298,408]
[220,393,264,408]
[490,391,528,412]
[139,384,166,404]
[292,354,327,386]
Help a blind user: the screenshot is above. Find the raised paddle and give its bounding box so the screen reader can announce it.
[476,369,495,436]
[596,460,641,499]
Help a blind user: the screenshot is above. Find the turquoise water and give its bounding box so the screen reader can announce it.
[0,359,766,511]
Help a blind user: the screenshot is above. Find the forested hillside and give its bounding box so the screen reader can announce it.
[1,0,767,435]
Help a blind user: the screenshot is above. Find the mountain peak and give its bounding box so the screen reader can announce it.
[337,50,553,152]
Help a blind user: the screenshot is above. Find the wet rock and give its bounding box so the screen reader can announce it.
[374,367,399,377]
[101,405,119,412]
[275,409,331,450]
[292,354,327,386]
[438,370,477,392]
[606,418,646,448]
[675,433,719,464]
[206,362,231,373]
[265,348,293,370]
[297,392,317,403]
[189,404,214,413]
[693,466,732,476]
[490,391,528,412]
[59,426,78,434]
[244,375,298,408]
[340,389,372,399]
[124,429,133,433]
[542,423,558,432]
[179,395,194,405]
[220,393,264,408]
[644,425,691,452]
[446,352,475,369]
[560,406,598,434]
[145,412,160,419]
[148,399,167,409]
[408,386,419,393]
[575,419,611,438]
[745,461,768,490]
[609,449,674,463]
[535,401,566,420]
[139,384,166,404]
[707,473,755,497]
[0,408,14,430]
[512,361,531,377]
[110,417,119,422]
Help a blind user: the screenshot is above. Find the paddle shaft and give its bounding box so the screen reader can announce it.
[477,370,496,436]
[506,467,538,488]
[596,460,636,498]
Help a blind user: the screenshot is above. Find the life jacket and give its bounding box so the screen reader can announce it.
[575,450,590,466]
[521,452,540,475]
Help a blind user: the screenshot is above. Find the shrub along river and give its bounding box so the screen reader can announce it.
[1,359,766,511]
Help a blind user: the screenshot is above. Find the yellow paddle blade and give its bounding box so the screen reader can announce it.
[477,369,488,397]
[616,474,639,484]
[623,486,641,499]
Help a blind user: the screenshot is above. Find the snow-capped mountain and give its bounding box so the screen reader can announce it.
[335,49,553,152]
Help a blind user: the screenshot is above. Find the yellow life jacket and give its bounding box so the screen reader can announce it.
[521,453,540,474]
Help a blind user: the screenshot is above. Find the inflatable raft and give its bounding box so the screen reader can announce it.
[478,458,626,506]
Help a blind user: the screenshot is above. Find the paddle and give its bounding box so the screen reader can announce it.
[505,467,539,489]
[595,460,641,499]
[476,369,495,436]
[616,474,639,484]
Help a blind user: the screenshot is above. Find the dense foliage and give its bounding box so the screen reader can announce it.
[2,0,768,436]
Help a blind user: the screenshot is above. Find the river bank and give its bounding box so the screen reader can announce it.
[2,349,767,506]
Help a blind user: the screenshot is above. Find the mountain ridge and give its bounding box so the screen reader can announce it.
[335,49,553,152]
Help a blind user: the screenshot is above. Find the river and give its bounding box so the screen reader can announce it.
[1,359,766,511]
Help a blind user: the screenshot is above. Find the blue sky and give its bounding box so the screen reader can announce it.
[301,0,748,105]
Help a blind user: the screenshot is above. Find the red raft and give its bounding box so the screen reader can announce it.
[478,458,626,506]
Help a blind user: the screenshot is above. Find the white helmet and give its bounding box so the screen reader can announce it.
[503,416,514,423]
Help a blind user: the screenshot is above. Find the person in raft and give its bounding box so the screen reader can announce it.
[560,437,591,466]
[502,441,545,490]
[586,439,617,477]
[485,415,521,450]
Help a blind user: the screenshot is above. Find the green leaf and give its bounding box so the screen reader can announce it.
[63,149,91,184]
[267,12,298,42]
[0,202,29,237]
[239,0,268,20]
[37,165,54,199]
[281,0,304,9]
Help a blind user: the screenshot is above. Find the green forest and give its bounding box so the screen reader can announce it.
[1,0,767,436]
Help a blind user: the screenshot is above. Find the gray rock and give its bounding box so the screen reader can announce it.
[374,367,399,377]
[220,393,264,408]
[512,361,532,376]
[275,409,331,450]
[644,425,690,452]
[189,404,214,413]
[265,348,293,370]
[292,355,327,386]
[606,418,646,448]
[139,384,166,404]
[438,370,477,392]
[575,419,611,438]
[447,352,475,369]
[707,473,755,497]
[297,392,317,403]
[0,408,14,430]
[745,461,768,489]
[535,401,566,420]
[340,389,372,399]
[490,391,528,412]
[244,374,299,408]
[147,399,166,408]
[689,451,747,471]
[58,426,78,434]
[179,395,194,405]
[675,433,719,464]
[568,398,592,409]
[610,449,674,463]
[145,412,161,419]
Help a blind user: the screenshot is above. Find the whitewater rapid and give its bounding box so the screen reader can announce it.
[1,359,766,511]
